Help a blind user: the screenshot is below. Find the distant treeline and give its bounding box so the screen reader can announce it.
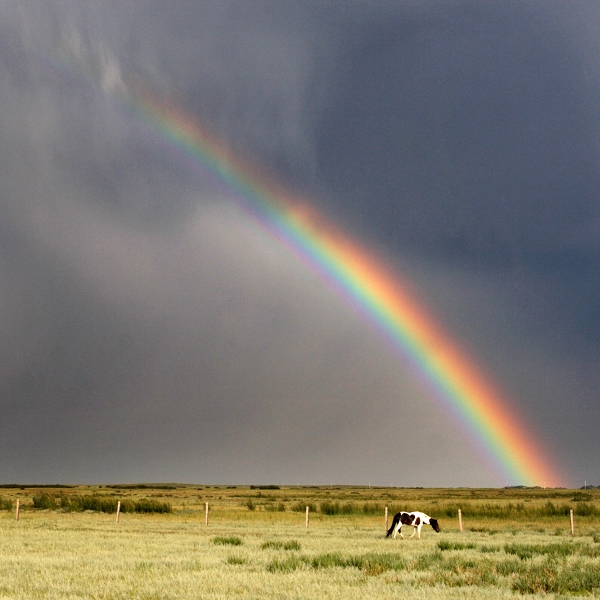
[0,484,73,489]
[32,494,172,514]
[106,484,177,490]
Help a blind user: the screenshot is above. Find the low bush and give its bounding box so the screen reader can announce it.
[289,502,316,513]
[32,493,58,510]
[430,501,600,519]
[32,494,171,514]
[361,502,383,515]
[318,501,403,516]
[0,497,13,511]
[572,492,593,502]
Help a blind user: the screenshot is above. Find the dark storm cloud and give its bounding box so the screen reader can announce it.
[0,0,599,486]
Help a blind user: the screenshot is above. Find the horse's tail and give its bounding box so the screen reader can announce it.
[386,513,401,538]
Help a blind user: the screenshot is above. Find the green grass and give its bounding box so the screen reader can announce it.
[438,540,476,551]
[212,536,243,546]
[261,539,301,551]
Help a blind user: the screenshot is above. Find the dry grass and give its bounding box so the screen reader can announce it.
[1,485,599,599]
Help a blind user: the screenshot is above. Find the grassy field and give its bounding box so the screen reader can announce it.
[1,485,599,598]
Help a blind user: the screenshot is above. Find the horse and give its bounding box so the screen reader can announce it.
[386,511,440,539]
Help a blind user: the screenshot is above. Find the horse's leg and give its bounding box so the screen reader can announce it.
[409,525,416,539]
[417,524,423,540]
[395,524,403,539]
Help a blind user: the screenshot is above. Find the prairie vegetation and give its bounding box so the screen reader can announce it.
[1,485,599,598]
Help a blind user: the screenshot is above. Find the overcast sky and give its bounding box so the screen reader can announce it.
[1,1,599,487]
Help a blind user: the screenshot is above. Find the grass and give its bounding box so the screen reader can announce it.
[0,485,599,598]
[31,493,172,513]
[261,539,301,550]
[212,536,244,546]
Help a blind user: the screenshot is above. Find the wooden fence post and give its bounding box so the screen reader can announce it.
[305,506,309,529]
[458,508,463,533]
[570,509,574,536]
[205,502,209,526]
[385,506,389,533]
[115,500,121,523]
[15,498,20,522]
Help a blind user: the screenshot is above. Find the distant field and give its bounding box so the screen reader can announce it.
[1,486,599,598]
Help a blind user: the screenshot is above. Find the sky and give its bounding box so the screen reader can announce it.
[1,0,599,488]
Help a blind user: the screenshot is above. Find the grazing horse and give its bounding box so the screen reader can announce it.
[386,511,440,539]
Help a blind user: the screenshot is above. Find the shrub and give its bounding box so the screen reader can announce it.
[0,497,13,511]
[32,494,171,514]
[572,502,600,517]
[572,492,593,502]
[32,493,58,510]
[319,501,357,515]
[425,501,600,519]
[362,502,383,515]
[290,502,316,513]
[124,498,172,514]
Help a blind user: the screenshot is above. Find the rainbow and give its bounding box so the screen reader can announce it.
[126,87,564,487]
[97,75,562,487]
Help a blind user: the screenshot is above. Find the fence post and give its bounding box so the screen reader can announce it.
[15,498,20,521]
[570,509,574,536]
[458,508,463,533]
[115,500,121,523]
[305,506,309,529]
[205,502,209,526]
[385,506,389,533]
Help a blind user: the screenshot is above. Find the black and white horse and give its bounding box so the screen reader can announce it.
[386,511,440,539]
